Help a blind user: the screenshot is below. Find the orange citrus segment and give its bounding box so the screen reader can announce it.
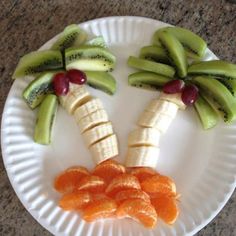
[92,159,126,184]
[115,189,150,204]
[141,175,176,195]
[82,198,117,222]
[116,199,157,228]
[151,194,179,224]
[91,193,110,201]
[78,175,106,193]
[130,167,158,182]
[54,166,90,193]
[105,174,141,197]
[59,191,92,210]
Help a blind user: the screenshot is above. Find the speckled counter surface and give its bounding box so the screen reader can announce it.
[0,0,235,235]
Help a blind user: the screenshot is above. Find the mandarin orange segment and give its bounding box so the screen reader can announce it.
[59,191,92,210]
[141,175,176,195]
[92,159,126,184]
[82,198,117,222]
[78,175,106,193]
[151,194,179,225]
[115,189,150,204]
[130,167,158,182]
[105,174,141,197]
[54,166,90,193]
[116,199,157,228]
[91,193,110,201]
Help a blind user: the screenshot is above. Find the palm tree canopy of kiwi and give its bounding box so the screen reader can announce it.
[127,26,236,130]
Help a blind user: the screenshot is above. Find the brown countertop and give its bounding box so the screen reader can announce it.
[0,0,235,235]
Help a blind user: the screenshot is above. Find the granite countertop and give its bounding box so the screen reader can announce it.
[0,0,235,235]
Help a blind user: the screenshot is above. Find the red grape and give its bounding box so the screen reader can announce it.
[181,84,199,105]
[53,72,69,96]
[66,69,87,85]
[163,79,185,94]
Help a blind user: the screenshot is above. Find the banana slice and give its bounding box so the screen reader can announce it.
[83,122,114,147]
[128,127,161,147]
[60,84,91,114]
[159,92,186,110]
[146,99,178,118]
[125,146,160,168]
[74,98,104,122]
[90,134,119,164]
[77,109,109,133]
[138,110,174,133]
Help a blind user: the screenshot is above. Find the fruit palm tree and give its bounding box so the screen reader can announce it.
[125,26,236,168]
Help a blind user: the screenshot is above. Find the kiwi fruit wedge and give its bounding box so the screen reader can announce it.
[127,56,175,78]
[23,71,62,109]
[152,26,207,59]
[34,94,58,145]
[51,24,87,51]
[192,76,236,123]
[128,71,172,90]
[65,45,116,72]
[139,45,171,64]
[188,60,236,80]
[200,92,225,119]
[219,78,236,97]
[194,94,219,129]
[84,71,116,95]
[13,50,63,79]
[158,31,187,78]
[86,36,107,48]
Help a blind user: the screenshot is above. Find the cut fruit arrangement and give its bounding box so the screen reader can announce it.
[14,24,118,163]
[12,22,236,230]
[126,26,236,167]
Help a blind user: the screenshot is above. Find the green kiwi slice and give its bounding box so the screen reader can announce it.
[13,50,63,79]
[84,71,116,95]
[34,94,58,145]
[219,79,236,97]
[188,60,236,80]
[65,45,116,72]
[139,45,171,64]
[158,31,187,78]
[194,94,219,129]
[86,36,107,48]
[23,71,62,109]
[128,71,172,90]
[192,76,236,123]
[200,92,225,119]
[51,24,87,51]
[152,26,207,58]
[127,56,175,78]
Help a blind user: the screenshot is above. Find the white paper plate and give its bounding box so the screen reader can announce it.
[1,16,236,236]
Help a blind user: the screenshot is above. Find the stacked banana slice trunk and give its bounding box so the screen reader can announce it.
[126,93,186,168]
[59,83,119,164]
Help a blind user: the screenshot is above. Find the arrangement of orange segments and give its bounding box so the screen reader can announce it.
[54,159,179,229]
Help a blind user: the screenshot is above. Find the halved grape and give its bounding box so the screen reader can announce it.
[163,79,185,94]
[66,69,87,85]
[181,84,199,106]
[53,72,69,96]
